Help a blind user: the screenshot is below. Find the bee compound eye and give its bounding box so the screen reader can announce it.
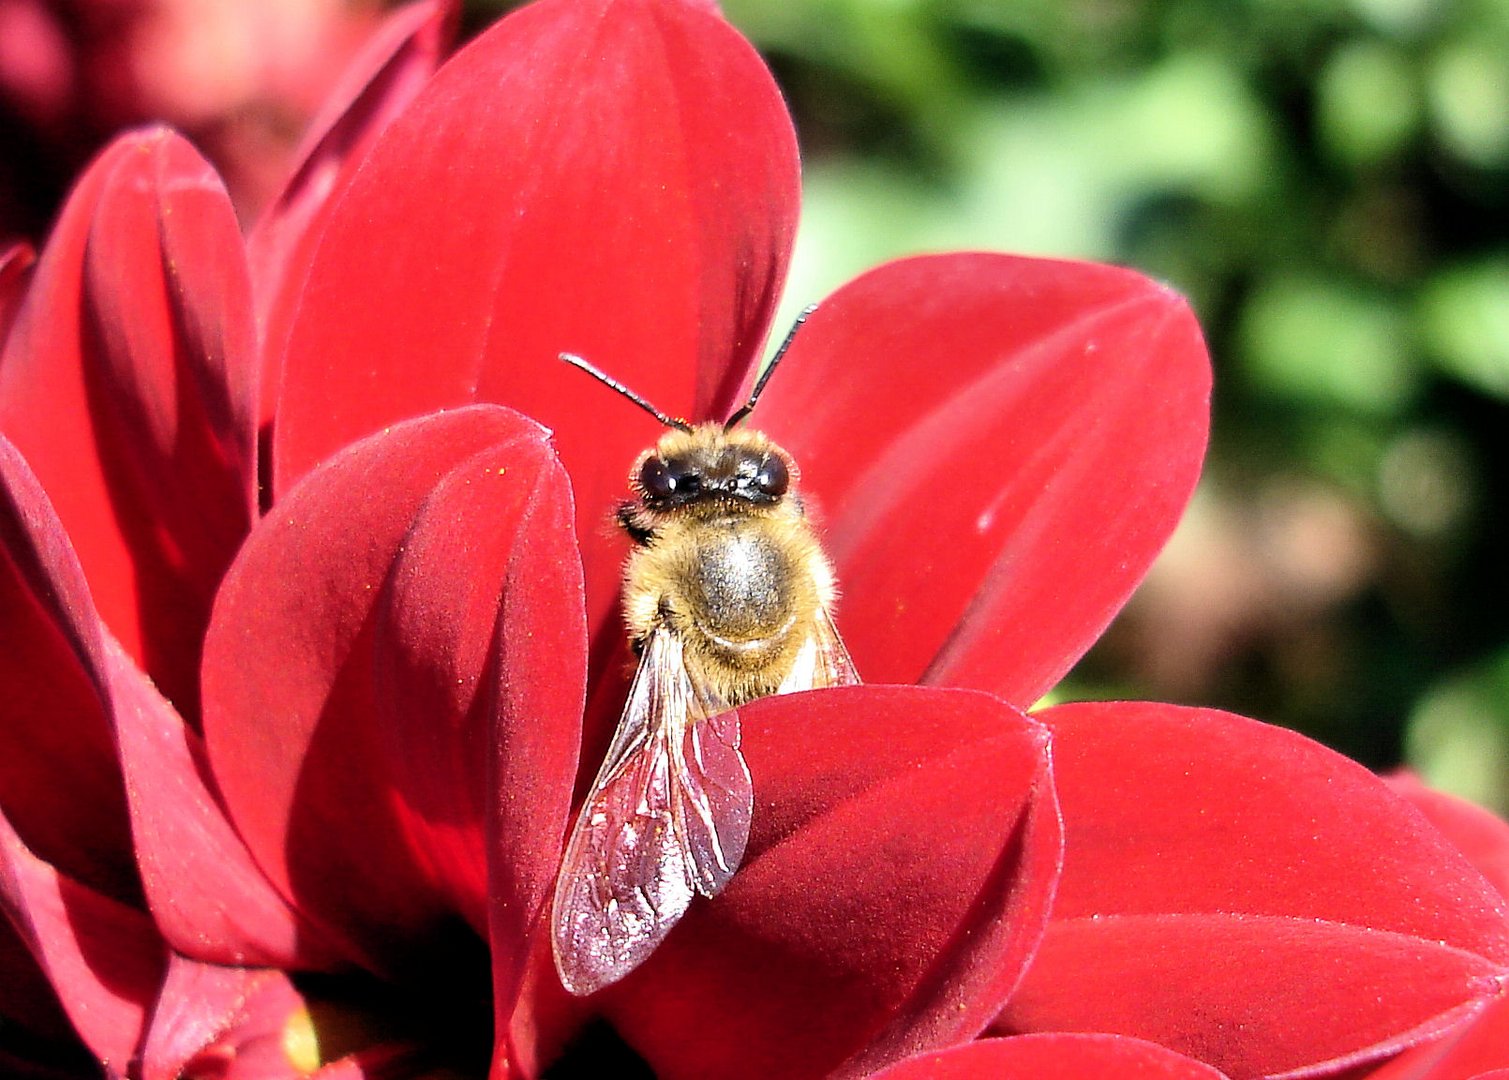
[638,456,675,499]
[671,464,701,496]
[640,456,701,500]
[755,453,789,497]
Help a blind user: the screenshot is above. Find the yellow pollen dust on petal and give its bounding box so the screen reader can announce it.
[282,1005,322,1074]
[281,995,400,1074]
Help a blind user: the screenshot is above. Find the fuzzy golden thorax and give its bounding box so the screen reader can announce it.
[618,424,838,705]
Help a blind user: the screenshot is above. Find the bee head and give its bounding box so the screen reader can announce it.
[635,427,791,510]
[560,303,817,511]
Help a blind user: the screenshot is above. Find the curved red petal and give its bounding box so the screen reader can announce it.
[139,957,306,1080]
[1365,778,1509,1080]
[0,435,137,903]
[0,129,257,719]
[0,806,165,1073]
[203,406,583,977]
[995,701,1509,1078]
[273,0,799,633]
[0,242,33,352]
[758,254,1210,706]
[367,413,585,1006]
[1,429,342,967]
[1360,996,1509,1080]
[1386,774,1509,901]
[248,0,457,427]
[104,635,350,972]
[0,915,78,1052]
[871,1035,1230,1079]
[600,685,1061,1080]
[139,958,422,1080]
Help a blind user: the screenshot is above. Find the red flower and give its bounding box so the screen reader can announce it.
[0,1,1505,1079]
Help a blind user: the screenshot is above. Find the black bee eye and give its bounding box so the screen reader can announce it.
[754,453,789,497]
[639,456,700,500]
[639,456,674,499]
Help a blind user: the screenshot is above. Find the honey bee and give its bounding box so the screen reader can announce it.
[550,308,859,996]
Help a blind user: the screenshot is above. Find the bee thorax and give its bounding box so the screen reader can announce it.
[688,530,795,642]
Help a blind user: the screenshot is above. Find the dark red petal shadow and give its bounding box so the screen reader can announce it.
[203,406,584,987]
[105,633,350,972]
[757,254,1209,708]
[600,685,1061,1080]
[0,804,165,1073]
[1,432,337,970]
[0,915,94,1076]
[995,702,1509,1079]
[871,1035,1230,1079]
[0,129,258,720]
[0,242,33,351]
[273,0,800,636]
[0,435,136,903]
[248,0,456,428]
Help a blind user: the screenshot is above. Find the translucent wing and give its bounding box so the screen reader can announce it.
[551,628,753,996]
[778,604,861,693]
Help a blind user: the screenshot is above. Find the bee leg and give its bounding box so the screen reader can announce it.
[616,501,657,546]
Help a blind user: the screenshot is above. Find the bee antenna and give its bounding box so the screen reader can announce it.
[725,303,818,430]
[560,353,694,433]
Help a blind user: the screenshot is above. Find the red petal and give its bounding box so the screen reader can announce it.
[0,129,257,719]
[105,634,349,971]
[0,435,137,902]
[1386,774,1509,900]
[0,241,33,351]
[601,685,1061,1080]
[757,254,1210,706]
[1362,778,1509,1080]
[996,702,1509,1078]
[870,1035,1230,1079]
[138,957,422,1080]
[248,0,456,427]
[0,915,78,1051]
[0,804,165,1072]
[1359,996,1509,1079]
[139,957,306,1080]
[0,430,340,967]
[202,406,583,979]
[365,408,586,1006]
[273,0,799,633]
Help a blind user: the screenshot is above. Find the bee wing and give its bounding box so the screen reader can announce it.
[550,627,752,996]
[778,604,861,693]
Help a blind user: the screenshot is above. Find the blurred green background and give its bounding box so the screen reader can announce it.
[494,0,1509,807]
